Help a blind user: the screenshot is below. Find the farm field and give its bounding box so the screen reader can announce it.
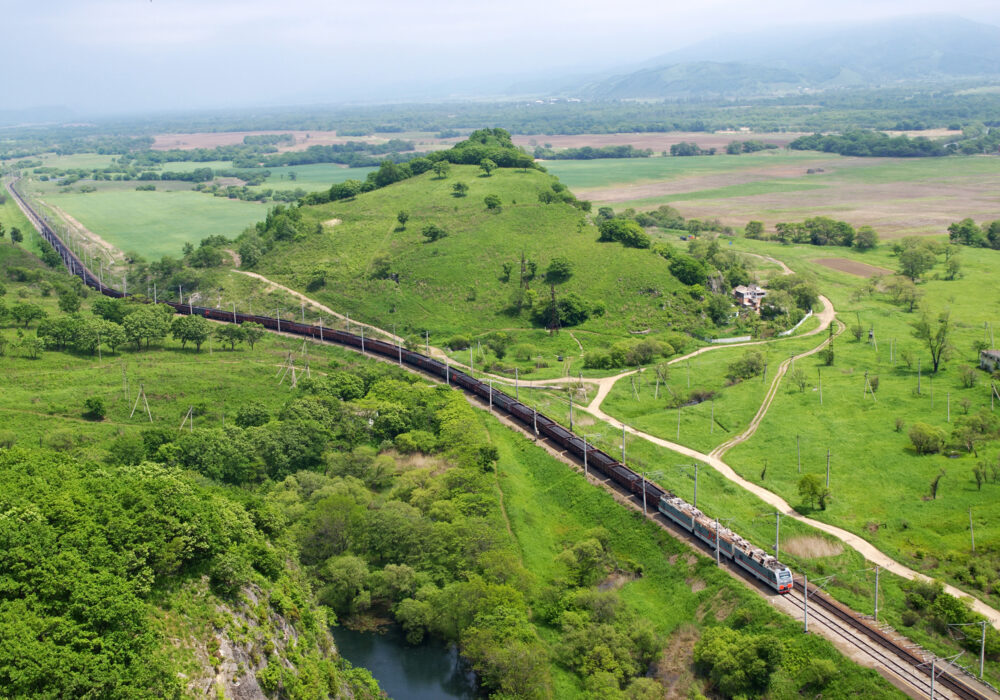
[250,163,375,192]
[544,151,1000,238]
[21,187,266,259]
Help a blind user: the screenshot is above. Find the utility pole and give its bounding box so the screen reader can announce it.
[515,367,519,399]
[582,433,601,478]
[425,330,429,354]
[488,380,492,411]
[826,449,831,487]
[970,507,975,553]
[797,434,801,473]
[917,357,921,395]
[360,325,365,354]
[621,423,626,464]
[804,575,808,633]
[676,407,681,440]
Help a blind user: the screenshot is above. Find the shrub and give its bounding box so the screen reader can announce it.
[83,396,106,420]
[909,422,946,454]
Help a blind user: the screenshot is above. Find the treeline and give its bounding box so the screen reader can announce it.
[790,130,950,157]
[726,139,779,154]
[532,144,652,160]
[746,216,879,249]
[947,218,1000,248]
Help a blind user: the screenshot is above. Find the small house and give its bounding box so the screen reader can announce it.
[733,284,766,312]
[980,349,1000,372]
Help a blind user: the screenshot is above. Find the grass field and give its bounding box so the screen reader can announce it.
[24,188,266,259]
[600,328,828,455]
[543,152,1000,238]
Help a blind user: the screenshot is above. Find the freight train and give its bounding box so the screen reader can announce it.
[13,182,794,595]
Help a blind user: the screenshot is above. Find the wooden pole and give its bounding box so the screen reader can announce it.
[826,449,831,487]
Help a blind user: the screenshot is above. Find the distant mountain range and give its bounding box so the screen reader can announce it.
[569,15,1000,99]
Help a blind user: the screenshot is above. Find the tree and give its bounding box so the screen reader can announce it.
[948,218,986,247]
[797,473,831,509]
[241,322,265,349]
[694,627,782,697]
[598,218,650,249]
[484,194,501,211]
[122,307,170,350]
[215,324,245,350]
[432,161,451,178]
[899,246,936,281]
[99,320,127,353]
[10,302,45,328]
[57,289,81,313]
[452,181,469,197]
[789,367,807,392]
[235,401,270,428]
[479,158,497,177]
[945,256,962,280]
[9,228,22,244]
[396,210,409,229]
[545,257,574,284]
[912,310,951,373]
[706,293,732,326]
[744,221,764,239]
[422,224,448,242]
[170,314,211,351]
[854,226,879,250]
[909,422,946,454]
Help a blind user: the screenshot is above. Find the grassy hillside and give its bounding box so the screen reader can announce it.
[243,165,695,361]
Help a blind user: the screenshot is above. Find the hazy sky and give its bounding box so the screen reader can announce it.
[6,0,1000,116]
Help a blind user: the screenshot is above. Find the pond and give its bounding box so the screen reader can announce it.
[331,624,478,699]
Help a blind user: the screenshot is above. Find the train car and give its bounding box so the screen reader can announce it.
[732,541,793,593]
[658,496,698,532]
[609,465,639,490]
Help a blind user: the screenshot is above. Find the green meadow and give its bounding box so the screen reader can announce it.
[28,189,266,259]
[600,325,828,455]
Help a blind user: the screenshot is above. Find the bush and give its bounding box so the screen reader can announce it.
[726,350,765,382]
[909,422,946,454]
[83,396,106,420]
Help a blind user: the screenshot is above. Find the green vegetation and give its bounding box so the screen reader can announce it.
[0,244,904,698]
[22,188,266,259]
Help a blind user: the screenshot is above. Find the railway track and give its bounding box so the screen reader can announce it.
[7,177,996,700]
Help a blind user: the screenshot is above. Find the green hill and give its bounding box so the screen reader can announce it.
[237,165,697,369]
